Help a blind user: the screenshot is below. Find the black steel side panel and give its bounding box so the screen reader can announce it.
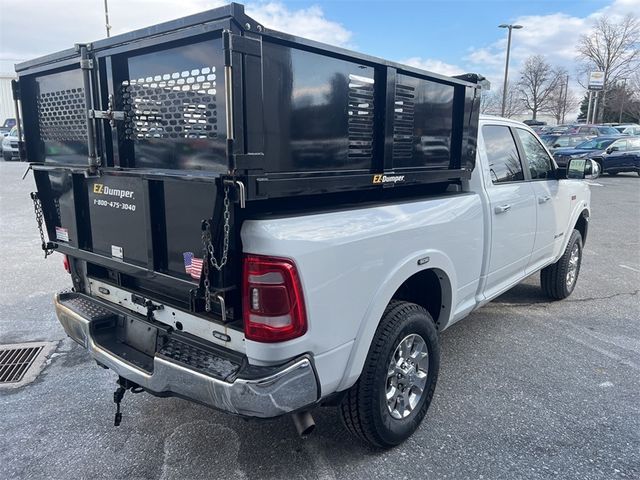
[260,42,376,173]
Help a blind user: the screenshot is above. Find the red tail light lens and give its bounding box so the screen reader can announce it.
[63,255,70,274]
[242,255,307,342]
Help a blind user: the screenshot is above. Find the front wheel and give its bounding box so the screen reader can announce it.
[339,301,440,448]
[541,229,582,300]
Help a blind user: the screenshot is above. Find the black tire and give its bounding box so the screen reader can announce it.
[339,301,440,448]
[2,153,11,162]
[608,171,618,176]
[541,229,582,300]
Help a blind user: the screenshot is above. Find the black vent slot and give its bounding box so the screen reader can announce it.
[347,74,375,161]
[37,88,87,142]
[121,67,219,141]
[393,83,415,160]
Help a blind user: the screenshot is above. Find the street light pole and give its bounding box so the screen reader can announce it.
[561,74,569,124]
[104,0,112,38]
[499,24,523,117]
[618,78,628,124]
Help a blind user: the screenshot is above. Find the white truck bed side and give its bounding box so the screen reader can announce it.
[241,193,484,394]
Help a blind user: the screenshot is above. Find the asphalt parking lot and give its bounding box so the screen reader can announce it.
[0,161,638,480]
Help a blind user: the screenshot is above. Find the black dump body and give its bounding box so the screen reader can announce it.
[16,2,481,324]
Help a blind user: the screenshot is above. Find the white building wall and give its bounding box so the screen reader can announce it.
[0,75,17,125]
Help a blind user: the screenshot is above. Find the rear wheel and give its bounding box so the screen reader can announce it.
[339,301,439,448]
[541,229,582,300]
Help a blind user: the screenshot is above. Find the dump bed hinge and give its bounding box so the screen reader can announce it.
[223,31,261,66]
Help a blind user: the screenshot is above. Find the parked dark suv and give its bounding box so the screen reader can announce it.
[553,136,640,175]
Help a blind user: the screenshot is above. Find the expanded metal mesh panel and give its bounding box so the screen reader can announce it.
[347,74,375,160]
[121,67,219,141]
[0,345,43,383]
[37,88,87,142]
[393,84,415,160]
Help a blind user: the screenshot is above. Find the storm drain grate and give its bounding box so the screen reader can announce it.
[0,345,44,383]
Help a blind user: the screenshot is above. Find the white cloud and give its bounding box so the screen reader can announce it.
[401,57,465,77]
[464,0,640,87]
[248,3,352,46]
[0,1,352,73]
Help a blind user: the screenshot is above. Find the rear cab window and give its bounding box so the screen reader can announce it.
[482,125,524,184]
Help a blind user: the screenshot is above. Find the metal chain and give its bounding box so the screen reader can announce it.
[201,186,231,312]
[31,193,55,258]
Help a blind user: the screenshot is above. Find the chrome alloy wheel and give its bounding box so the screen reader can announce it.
[566,243,580,289]
[386,333,429,419]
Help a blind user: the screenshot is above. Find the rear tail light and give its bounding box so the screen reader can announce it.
[63,255,70,274]
[242,255,307,342]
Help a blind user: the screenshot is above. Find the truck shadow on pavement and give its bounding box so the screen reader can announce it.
[492,277,549,305]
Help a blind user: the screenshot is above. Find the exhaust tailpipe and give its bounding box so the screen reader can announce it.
[292,411,315,437]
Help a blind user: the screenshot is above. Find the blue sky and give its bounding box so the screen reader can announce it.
[299,0,611,62]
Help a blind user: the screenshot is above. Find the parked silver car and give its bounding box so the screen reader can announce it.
[2,126,20,161]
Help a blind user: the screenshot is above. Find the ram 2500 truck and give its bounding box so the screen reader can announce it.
[15,3,599,447]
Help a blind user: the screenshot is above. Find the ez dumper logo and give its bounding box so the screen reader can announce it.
[93,183,135,199]
[372,174,405,184]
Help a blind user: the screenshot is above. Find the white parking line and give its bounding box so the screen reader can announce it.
[619,264,640,273]
[586,181,604,187]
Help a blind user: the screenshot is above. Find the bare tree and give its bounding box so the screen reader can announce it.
[626,71,640,122]
[479,90,494,115]
[577,14,640,122]
[546,72,580,124]
[518,55,562,120]
[481,84,523,118]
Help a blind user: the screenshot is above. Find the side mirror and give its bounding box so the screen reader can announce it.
[567,158,600,180]
[553,144,561,148]
[606,146,618,154]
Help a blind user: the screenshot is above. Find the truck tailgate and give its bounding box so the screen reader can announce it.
[33,166,235,317]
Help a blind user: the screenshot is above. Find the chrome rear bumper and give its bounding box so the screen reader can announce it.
[54,292,319,418]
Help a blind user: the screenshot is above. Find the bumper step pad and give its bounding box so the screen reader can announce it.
[159,338,240,380]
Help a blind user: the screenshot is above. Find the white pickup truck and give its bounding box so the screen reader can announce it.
[49,116,597,447]
[18,4,598,448]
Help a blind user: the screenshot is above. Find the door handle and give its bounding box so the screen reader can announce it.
[538,195,551,204]
[494,204,511,214]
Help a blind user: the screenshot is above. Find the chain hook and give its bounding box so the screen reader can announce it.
[201,186,231,312]
[30,192,56,258]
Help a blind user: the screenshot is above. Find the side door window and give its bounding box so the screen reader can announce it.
[515,128,554,180]
[628,137,640,150]
[483,125,524,184]
[611,139,628,152]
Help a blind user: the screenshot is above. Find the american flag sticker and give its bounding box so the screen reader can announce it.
[183,252,204,280]
[55,226,69,242]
